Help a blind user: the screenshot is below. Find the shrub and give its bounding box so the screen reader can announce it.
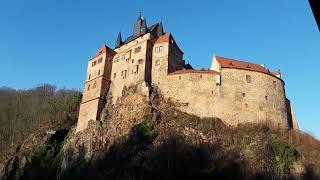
[22,129,69,180]
[271,135,296,172]
[134,121,157,142]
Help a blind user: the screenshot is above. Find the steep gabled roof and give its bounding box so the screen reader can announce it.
[121,23,161,46]
[91,45,116,60]
[215,56,269,74]
[155,33,183,54]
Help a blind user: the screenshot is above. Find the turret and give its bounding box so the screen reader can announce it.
[115,32,122,48]
[134,14,147,36]
[157,22,164,36]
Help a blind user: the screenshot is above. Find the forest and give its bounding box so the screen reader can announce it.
[0,84,82,163]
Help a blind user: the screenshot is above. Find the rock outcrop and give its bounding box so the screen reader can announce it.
[1,84,320,180]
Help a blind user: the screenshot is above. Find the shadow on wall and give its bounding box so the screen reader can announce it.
[58,129,320,180]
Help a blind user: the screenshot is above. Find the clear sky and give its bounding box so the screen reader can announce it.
[0,0,319,138]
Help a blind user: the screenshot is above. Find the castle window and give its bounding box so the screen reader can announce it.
[200,75,202,78]
[259,106,263,111]
[136,65,139,74]
[155,59,160,66]
[159,46,164,52]
[92,61,97,67]
[88,74,91,80]
[273,81,277,89]
[132,59,134,63]
[179,76,181,80]
[124,70,127,78]
[98,70,101,76]
[87,84,90,91]
[246,75,252,83]
[93,81,97,89]
[242,93,246,97]
[155,46,164,53]
[121,70,123,76]
[114,57,119,63]
[134,46,141,53]
[265,96,268,100]
[138,59,143,64]
[98,58,103,64]
[113,73,116,78]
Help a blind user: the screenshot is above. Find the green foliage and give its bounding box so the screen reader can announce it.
[23,129,69,180]
[271,135,296,172]
[134,116,157,142]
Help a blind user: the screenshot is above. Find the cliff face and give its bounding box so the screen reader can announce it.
[1,84,320,180]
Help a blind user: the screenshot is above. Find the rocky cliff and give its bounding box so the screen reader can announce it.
[1,85,320,180]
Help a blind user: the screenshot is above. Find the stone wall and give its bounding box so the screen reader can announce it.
[77,99,100,132]
[110,33,155,103]
[156,68,289,128]
[77,50,113,132]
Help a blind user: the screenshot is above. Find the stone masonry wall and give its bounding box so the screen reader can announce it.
[110,33,155,104]
[156,68,289,128]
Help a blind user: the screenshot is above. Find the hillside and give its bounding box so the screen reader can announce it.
[0,84,82,170]
[1,85,320,180]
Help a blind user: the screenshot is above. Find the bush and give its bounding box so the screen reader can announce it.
[134,120,157,142]
[22,129,69,180]
[271,135,296,172]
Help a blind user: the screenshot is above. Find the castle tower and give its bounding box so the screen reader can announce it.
[76,45,115,132]
[152,33,184,86]
[134,14,147,35]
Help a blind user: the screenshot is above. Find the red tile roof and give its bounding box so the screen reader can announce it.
[168,69,220,76]
[90,44,116,60]
[271,71,281,76]
[215,56,283,79]
[155,33,171,43]
[155,33,183,54]
[215,56,270,74]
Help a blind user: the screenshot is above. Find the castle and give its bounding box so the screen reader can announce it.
[76,15,298,132]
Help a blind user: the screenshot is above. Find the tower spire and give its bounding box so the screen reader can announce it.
[157,21,164,36]
[115,31,122,48]
[134,13,147,35]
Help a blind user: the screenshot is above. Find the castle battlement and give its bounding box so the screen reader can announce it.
[76,16,298,132]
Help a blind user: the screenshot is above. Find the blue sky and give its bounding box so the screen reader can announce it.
[0,0,319,138]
